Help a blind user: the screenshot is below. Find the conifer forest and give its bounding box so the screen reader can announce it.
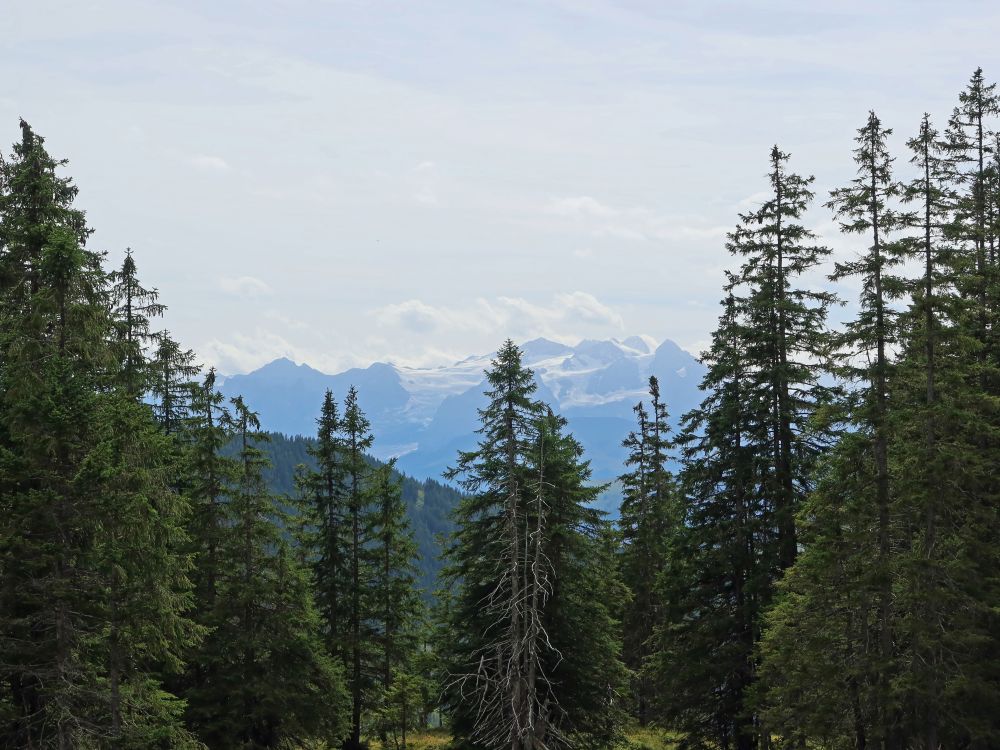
[2,43,1000,750]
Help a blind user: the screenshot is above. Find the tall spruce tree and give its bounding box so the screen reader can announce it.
[108,249,165,397]
[442,341,626,750]
[894,80,1000,746]
[369,460,422,701]
[299,390,349,663]
[824,110,907,748]
[944,67,998,349]
[650,290,765,750]
[652,146,833,750]
[0,120,197,746]
[735,146,835,571]
[341,386,378,750]
[185,368,237,614]
[618,376,676,725]
[186,395,347,748]
[893,112,985,749]
[759,111,910,749]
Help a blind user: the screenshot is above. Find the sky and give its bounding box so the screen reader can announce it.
[4,0,998,374]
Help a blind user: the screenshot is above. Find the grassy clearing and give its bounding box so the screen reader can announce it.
[385,725,677,750]
[624,725,678,750]
[375,729,451,750]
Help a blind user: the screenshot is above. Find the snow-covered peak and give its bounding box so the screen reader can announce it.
[220,336,706,483]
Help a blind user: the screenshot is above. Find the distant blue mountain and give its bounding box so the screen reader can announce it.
[219,337,707,513]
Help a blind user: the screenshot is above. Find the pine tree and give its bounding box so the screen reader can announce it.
[299,390,349,662]
[442,341,626,750]
[369,460,423,712]
[650,290,765,750]
[342,385,378,750]
[150,330,199,436]
[652,147,833,750]
[618,376,676,725]
[108,249,165,397]
[187,395,348,748]
[0,120,196,746]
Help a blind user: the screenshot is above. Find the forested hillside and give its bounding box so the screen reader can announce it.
[2,66,1000,750]
[239,432,460,594]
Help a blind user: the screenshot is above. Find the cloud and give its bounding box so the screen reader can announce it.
[198,328,351,375]
[219,275,273,297]
[543,195,729,243]
[189,154,230,171]
[735,190,772,211]
[370,292,625,343]
[411,160,440,205]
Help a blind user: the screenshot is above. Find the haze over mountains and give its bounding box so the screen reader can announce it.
[219,337,706,486]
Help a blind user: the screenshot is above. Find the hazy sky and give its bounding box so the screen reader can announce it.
[5,1,997,373]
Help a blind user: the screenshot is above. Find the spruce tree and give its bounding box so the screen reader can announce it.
[150,330,199,436]
[108,249,165,397]
[300,390,349,663]
[369,460,423,711]
[650,291,765,750]
[944,67,998,346]
[0,136,111,742]
[760,110,911,750]
[83,392,202,748]
[187,395,347,748]
[652,147,833,750]
[441,340,547,750]
[0,120,196,746]
[342,386,377,750]
[894,103,1000,747]
[442,341,626,750]
[618,376,676,725]
[823,110,908,748]
[533,408,628,748]
[185,368,238,613]
[735,145,835,570]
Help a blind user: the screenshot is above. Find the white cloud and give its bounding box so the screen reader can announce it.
[543,195,729,243]
[189,154,230,171]
[371,292,624,344]
[219,275,273,297]
[735,190,772,211]
[200,328,353,375]
[411,160,440,205]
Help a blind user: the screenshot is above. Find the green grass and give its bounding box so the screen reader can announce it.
[624,725,679,750]
[388,725,677,750]
[371,729,451,750]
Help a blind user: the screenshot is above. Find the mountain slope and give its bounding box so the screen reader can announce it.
[244,432,461,596]
[219,337,706,491]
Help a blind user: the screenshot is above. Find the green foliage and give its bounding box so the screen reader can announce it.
[618,376,678,724]
[242,430,461,596]
[757,73,1000,750]
[6,64,1000,750]
[441,341,627,750]
[649,147,835,750]
[185,396,348,748]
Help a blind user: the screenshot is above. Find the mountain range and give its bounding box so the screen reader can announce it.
[218,337,707,499]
